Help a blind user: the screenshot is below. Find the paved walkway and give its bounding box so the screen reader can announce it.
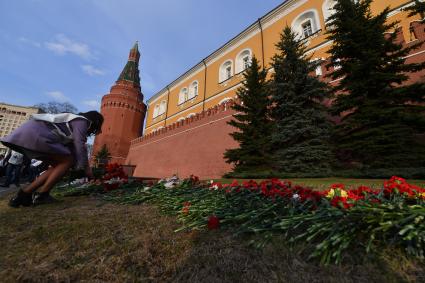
[0,185,18,197]
[0,176,22,197]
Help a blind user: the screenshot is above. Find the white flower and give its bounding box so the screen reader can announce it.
[70,178,88,186]
[212,184,219,190]
[164,181,176,189]
[292,193,300,200]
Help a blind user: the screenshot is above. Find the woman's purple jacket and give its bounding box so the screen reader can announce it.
[0,118,89,169]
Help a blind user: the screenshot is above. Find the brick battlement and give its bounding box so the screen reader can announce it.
[131,99,238,145]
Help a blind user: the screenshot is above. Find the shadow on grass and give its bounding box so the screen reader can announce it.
[0,193,423,283]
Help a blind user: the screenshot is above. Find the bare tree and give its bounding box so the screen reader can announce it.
[34,101,78,114]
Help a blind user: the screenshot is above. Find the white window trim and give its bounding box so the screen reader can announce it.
[159,100,167,115]
[219,97,232,104]
[291,9,321,40]
[178,87,188,105]
[188,80,199,100]
[235,48,252,74]
[186,113,196,118]
[153,104,160,118]
[311,58,323,76]
[219,60,234,83]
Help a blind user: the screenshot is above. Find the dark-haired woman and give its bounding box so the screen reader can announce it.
[0,111,104,207]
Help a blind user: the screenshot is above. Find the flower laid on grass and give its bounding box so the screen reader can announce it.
[181,201,191,215]
[207,215,220,230]
[58,175,425,264]
[102,163,128,192]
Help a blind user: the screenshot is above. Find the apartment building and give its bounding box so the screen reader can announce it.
[0,103,40,154]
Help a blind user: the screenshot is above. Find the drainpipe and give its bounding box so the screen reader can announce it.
[164,85,170,126]
[258,18,265,69]
[202,59,208,112]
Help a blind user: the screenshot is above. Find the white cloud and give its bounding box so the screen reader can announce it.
[83,100,100,108]
[46,91,68,102]
[81,65,105,76]
[19,37,41,48]
[45,34,92,59]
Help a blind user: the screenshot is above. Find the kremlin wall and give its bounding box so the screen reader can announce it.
[93,0,425,179]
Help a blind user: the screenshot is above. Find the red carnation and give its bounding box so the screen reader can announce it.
[207,215,220,230]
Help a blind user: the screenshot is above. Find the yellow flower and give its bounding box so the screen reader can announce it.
[326,188,348,198]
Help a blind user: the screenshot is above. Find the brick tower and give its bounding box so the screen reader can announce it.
[92,42,146,164]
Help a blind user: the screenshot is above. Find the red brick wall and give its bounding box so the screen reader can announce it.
[124,22,425,179]
[126,101,238,179]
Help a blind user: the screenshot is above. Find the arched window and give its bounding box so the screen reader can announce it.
[219,97,232,104]
[311,58,323,76]
[188,81,198,100]
[322,0,337,23]
[179,88,188,104]
[153,104,160,117]
[177,117,185,123]
[291,10,321,39]
[187,113,196,118]
[235,49,252,73]
[159,100,167,114]
[219,60,233,82]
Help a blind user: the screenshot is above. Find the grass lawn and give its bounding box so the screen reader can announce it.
[1,191,424,282]
[213,178,425,190]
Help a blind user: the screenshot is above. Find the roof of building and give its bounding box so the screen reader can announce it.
[147,0,293,103]
[0,102,40,111]
[116,42,141,88]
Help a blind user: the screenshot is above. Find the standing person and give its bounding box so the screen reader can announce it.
[0,111,104,207]
[0,150,24,188]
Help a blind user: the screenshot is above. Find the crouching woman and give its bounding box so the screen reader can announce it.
[0,111,104,207]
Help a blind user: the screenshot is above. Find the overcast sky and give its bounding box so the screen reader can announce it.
[0,0,283,111]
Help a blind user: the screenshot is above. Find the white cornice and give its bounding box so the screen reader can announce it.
[168,62,205,91]
[262,0,307,29]
[388,1,416,17]
[149,0,304,103]
[149,90,168,105]
[146,0,414,106]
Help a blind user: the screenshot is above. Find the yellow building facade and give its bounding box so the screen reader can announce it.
[144,0,421,134]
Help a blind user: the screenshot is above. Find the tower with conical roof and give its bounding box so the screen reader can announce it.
[92,42,146,165]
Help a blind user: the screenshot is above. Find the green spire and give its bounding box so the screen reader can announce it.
[117,42,141,88]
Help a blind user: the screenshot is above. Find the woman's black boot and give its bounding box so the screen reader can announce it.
[8,189,33,208]
[32,192,57,206]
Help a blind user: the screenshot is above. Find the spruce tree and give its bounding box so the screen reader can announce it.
[270,26,333,176]
[224,56,273,176]
[326,0,425,172]
[95,144,111,166]
[404,0,425,20]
